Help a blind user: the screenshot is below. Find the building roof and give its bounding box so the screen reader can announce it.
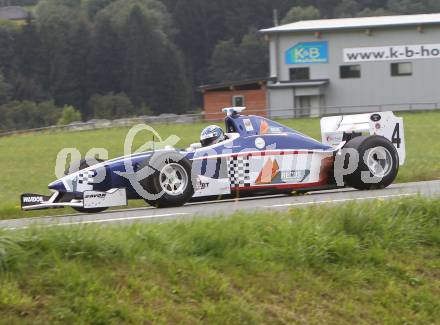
[268,80,329,88]
[198,77,274,91]
[0,6,29,20]
[261,13,440,34]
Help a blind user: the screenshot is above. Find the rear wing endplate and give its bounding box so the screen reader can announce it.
[321,111,405,165]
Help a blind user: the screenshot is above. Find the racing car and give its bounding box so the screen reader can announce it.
[21,107,405,213]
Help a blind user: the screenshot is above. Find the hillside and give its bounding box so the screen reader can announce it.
[1,0,440,131]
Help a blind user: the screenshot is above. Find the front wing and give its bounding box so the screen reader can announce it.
[21,189,127,211]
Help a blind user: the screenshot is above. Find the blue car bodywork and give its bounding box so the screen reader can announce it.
[48,112,333,198]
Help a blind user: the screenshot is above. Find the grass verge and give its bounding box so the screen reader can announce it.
[1,111,439,220]
[0,197,439,324]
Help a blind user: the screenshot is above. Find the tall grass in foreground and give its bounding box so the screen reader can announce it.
[0,198,439,324]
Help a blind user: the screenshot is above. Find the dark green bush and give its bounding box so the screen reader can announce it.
[87,92,134,119]
[0,100,61,131]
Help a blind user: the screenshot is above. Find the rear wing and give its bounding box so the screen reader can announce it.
[321,111,405,165]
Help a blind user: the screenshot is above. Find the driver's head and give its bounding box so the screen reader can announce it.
[200,125,225,147]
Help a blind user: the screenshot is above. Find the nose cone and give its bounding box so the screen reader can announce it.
[48,180,66,191]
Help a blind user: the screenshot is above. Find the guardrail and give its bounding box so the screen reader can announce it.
[0,101,438,137]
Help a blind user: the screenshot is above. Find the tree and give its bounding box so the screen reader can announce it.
[150,42,190,114]
[387,0,440,14]
[281,6,321,24]
[208,39,241,83]
[57,105,82,125]
[238,28,269,79]
[0,24,18,75]
[0,100,61,131]
[89,14,124,95]
[0,69,11,105]
[357,7,393,17]
[36,0,92,115]
[63,19,92,114]
[172,0,225,87]
[334,0,360,17]
[10,73,46,101]
[121,5,157,108]
[88,92,134,119]
[313,0,341,18]
[114,3,189,114]
[84,0,118,19]
[208,29,268,83]
[15,17,44,79]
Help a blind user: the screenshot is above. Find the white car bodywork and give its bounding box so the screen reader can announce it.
[321,111,405,165]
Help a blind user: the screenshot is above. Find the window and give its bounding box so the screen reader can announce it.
[290,67,310,80]
[391,62,412,76]
[232,95,245,107]
[340,65,361,79]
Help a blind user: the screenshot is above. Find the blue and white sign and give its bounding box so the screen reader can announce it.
[286,42,329,64]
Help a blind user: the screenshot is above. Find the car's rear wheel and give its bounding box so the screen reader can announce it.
[138,151,195,208]
[342,135,399,190]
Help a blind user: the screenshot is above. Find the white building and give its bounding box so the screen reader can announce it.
[261,13,440,117]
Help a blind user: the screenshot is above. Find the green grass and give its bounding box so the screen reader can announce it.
[0,198,439,324]
[0,111,440,220]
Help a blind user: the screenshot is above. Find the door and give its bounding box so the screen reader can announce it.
[296,96,311,118]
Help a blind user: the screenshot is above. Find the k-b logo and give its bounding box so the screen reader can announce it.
[286,42,329,64]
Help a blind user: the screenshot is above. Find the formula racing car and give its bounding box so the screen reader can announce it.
[21,107,405,213]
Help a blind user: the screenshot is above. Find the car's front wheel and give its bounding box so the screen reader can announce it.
[138,151,195,208]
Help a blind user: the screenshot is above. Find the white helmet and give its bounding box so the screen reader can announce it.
[200,125,225,147]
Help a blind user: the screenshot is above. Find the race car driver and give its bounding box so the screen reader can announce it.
[200,125,226,147]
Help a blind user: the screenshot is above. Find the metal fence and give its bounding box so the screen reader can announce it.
[0,101,439,137]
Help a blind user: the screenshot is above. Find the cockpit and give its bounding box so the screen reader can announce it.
[186,107,296,152]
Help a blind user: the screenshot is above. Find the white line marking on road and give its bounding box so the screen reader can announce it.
[5,213,190,230]
[2,193,421,231]
[264,193,416,208]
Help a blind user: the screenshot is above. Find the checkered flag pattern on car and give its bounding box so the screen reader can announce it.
[228,156,251,188]
[78,170,95,185]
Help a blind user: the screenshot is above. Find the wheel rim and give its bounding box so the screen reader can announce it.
[159,163,188,196]
[366,146,393,178]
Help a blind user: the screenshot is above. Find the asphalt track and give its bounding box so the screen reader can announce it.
[1,180,439,231]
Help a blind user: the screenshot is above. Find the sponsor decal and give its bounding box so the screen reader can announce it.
[269,127,283,134]
[344,43,440,62]
[281,170,311,183]
[255,137,266,149]
[21,193,52,208]
[286,42,329,64]
[260,120,269,134]
[22,196,44,203]
[243,119,254,132]
[256,159,280,184]
[84,193,106,199]
[196,180,209,191]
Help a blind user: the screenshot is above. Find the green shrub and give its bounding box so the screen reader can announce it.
[57,105,82,125]
[88,92,134,119]
[0,100,61,131]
